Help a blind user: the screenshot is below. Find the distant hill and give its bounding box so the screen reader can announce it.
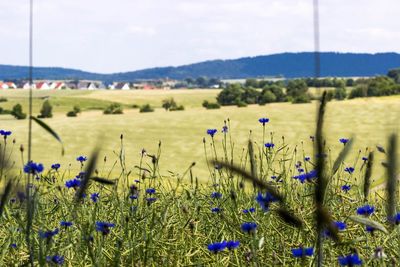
[1,52,400,82]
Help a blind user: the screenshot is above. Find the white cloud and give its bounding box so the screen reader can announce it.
[0,0,399,72]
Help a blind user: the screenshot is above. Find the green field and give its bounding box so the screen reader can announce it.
[1,89,399,184]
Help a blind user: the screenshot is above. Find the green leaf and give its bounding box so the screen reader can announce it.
[30,116,64,155]
[349,215,388,234]
[332,138,354,175]
[258,237,265,249]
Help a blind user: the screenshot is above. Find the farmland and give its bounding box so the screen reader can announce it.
[1,89,399,184]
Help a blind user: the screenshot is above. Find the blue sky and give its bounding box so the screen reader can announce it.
[1,0,399,73]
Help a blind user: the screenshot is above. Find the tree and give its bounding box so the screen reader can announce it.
[241,87,260,104]
[11,104,26,120]
[245,79,259,88]
[258,90,277,105]
[38,100,53,118]
[333,86,347,100]
[387,68,400,83]
[162,98,177,111]
[216,83,244,105]
[263,85,286,102]
[286,80,308,98]
[103,103,123,114]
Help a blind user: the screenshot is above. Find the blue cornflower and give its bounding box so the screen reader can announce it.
[65,179,81,189]
[241,222,257,233]
[243,207,256,213]
[339,138,349,144]
[211,207,221,213]
[76,156,87,162]
[264,143,274,149]
[362,157,368,162]
[207,129,217,137]
[10,243,17,249]
[357,205,375,216]
[75,171,86,179]
[324,221,347,237]
[366,225,376,233]
[271,175,277,179]
[46,255,64,265]
[226,240,240,250]
[222,126,228,133]
[129,195,138,200]
[338,254,362,266]
[134,179,140,183]
[211,192,222,199]
[291,247,314,257]
[39,228,59,239]
[23,161,44,174]
[207,241,227,253]
[60,221,73,227]
[0,130,12,137]
[258,118,269,126]
[344,167,355,174]
[293,170,318,183]
[341,185,351,193]
[256,192,278,211]
[389,213,400,225]
[146,188,156,194]
[90,193,99,203]
[51,163,61,171]
[95,221,115,235]
[304,156,310,161]
[146,197,157,204]
[298,168,304,173]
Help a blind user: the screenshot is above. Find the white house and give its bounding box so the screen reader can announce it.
[35,82,51,90]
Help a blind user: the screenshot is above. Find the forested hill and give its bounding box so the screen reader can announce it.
[1,52,400,81]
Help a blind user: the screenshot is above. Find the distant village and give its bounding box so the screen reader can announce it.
[0,78,224,90]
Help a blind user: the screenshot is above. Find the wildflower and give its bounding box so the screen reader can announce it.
[75,171,86,179]
[297,168,304,173]
[339,138,349,144]
[146,188,156,194]
[46,255,64,265]
[291,247,314,257]
[366,226,376,234]
[134,179,140,183]
[264,143,274,149]
[10,243,17,249]
[23,161,44,174]
[243,207,256,213]
[211,207,221,213]
[258,118,269,126]
[90,193,99,203]
[226,240,240,250]
[17,191,26,202]
[95,221,115,235]
[388,213,400,224]
[344,167,355,174]
[293,170,318,183]
[207,129,217,137]
[76,156,87,162]
[146,197,157,203]
[338,254,362,266]
[372,247,387,259]
[271,175,277,179]
[65,179,81,189]
[241,222,257,233]
[39,228,59,239]
[362,157,368,162]
[304,156,310,161]
[51,163,61,171]
[222,126,228,133]
[129,195,138,200]
[211,192,222,199]
[0,130,12,136]
[356,205,375,216]
[60,221,73,227]
[324,221,346,237]
[256,192,278,211]
[207,241,227,253]
[341,185,351,193]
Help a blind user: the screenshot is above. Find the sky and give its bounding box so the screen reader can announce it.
[0,0,399,73]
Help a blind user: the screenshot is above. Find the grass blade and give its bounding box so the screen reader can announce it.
[211,160,283,202]
[386,134,397,220]
[75,148,99,201]
[91,177,115,185]
[349,215,388,234]
[248,140,257,179]
[363,152,374,202]
[332,138,354,175]
[30,116,65,155]
[0,180,12,217]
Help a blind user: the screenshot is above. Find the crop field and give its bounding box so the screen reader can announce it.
[0,89,399,183]
[0,89,399,266]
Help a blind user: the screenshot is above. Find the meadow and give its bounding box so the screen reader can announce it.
[0,89,399,184]
[0,89,399,266]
